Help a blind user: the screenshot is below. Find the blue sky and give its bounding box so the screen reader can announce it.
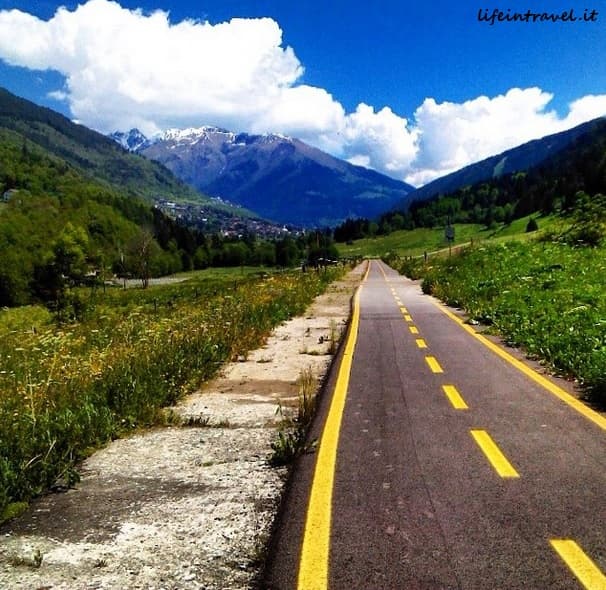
[0,0,605,185]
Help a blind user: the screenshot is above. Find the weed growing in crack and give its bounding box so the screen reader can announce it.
[328,319,339,355]
[8,547,43,569]
[181,415,211,428]
[295,367,316,428]
[269,367,317,466]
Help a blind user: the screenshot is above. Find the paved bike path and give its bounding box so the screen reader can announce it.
[264,260,606,590]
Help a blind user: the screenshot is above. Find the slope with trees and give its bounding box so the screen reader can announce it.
[334,117,606,243]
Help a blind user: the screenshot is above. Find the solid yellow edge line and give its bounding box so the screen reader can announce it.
[470,429,519,478]
[443,385,469,410]
[433,300,606,432]
[550,539,606,589]
[297,260,368,590]
[425,356,444,373]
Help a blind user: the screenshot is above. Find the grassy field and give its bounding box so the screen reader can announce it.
[337,214,559,259]
[391,239,606,406]
[0,265,344,521]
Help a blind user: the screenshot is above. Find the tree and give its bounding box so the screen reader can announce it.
[52,223,90,285]
[222,241,250,267]
[276,236,300,267]
[127,229,159,288]
[0,252,30,306]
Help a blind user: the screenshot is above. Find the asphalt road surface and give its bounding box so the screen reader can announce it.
[263,259,606,590]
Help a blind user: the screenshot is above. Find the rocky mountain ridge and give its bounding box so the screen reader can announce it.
[111,127,415,227]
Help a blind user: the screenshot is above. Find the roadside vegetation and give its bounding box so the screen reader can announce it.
[0,266,344,522]
[387,198,606,407]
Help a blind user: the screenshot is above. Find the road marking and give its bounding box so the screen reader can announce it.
[433,301,606,432]
[416,338,428,349]
[297,263,367,590]
[550,539,606,589]
[404,314,413,322]
[409,326,419,335]
[470,430,519,478]
[425,356,444,373]
[399,306,408,313]
[378,261,389,280]
[442,385,468,410]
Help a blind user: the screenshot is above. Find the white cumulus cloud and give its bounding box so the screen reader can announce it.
[403,89,606,186]
[0,0,605,186]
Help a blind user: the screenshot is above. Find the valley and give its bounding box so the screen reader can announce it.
[1,83,606,589]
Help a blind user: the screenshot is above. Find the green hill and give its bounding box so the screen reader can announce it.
[336,117,606,259]
[0,125,200,307]
[0,87,206,203]
[0,89,276,308]
[386,117,606,230]
[396,117,604,209]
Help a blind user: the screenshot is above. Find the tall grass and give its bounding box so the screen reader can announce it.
[0,267,344,519]
[389,241,606,405]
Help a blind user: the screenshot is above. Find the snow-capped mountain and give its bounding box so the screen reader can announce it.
[109,128,154,152]
[109,127,415,226]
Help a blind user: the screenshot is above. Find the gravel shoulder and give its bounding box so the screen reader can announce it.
[0,264,365,590]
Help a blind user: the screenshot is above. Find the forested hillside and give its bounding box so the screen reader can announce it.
[0,126,191,307]
[0,126,339,309]
[0,87,207,204]
[387,117,606,229]
[335,117,606,241]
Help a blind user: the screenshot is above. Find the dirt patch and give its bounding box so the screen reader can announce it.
[0,264,365,590]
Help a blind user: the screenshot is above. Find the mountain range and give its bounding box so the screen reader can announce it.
[112,127,415,227]
[400,118,605,208]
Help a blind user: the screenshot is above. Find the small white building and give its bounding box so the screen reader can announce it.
[2,189,19,202]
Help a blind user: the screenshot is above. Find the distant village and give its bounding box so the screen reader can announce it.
[154,198,302,239]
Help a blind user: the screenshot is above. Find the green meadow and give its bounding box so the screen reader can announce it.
[0,266,344,521]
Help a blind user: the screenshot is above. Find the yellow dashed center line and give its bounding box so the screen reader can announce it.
[470,430,519,478]
[399,306,408,313]
[425,356,444,373]
[442,385,469,410]
[416,338,428,349]
[404,314,413,323]
[550,539,606,589]
[409,326,419,335]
